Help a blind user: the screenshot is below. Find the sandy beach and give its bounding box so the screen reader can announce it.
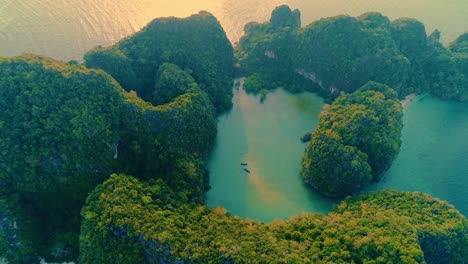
[401,93,416,107]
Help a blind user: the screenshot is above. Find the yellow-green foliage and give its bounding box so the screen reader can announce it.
[80,175,468,263]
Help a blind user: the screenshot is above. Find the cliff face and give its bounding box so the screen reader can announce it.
[85,11,234,113]
[0,54,217,261]
[236,8,468,101]
[0,198,37,263]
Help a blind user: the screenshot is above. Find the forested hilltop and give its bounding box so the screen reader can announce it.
[0,54,217,262]
[237,5,468,101]
[0,7,467,264]
[302,82,403,197]
[84,11,234,113]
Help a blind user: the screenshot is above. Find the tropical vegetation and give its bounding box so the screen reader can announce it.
[0,53,216,262]
[236,6,468,101]
[79,174,468,263]
[85,11,234,113]
[302,82,403,197]
[0,6,467,263]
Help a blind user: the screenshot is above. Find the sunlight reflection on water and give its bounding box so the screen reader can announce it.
[1,0,466,61]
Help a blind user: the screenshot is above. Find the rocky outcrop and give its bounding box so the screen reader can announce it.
[295,68,339,95]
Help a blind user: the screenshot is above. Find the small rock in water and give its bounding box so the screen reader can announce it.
[300,132,312,143]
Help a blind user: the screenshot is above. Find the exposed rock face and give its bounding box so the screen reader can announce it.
[265,50,277,59]
[0,54,217,261]
[296,69,338,94]
[237,8,468,101]
[0,198,37,263]
[300,132,312,143]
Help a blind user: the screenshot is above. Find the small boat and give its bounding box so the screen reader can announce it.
[240,162,248,166]
[244,168,251,173]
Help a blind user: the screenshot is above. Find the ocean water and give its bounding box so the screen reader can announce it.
[0,0,467,220]
[1,0,466,61]
[368,95,468,216]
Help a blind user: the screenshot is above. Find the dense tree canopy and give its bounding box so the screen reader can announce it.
[0,55,122,195]
[152,63,198,105]
[236,7,468,101]
[450,32,468,54]
[118,88,216,203]
[270,5,301,29]
[0,54,217,261]
[1,7,467,263]
[79,174,468,263]
[85,11,234,113]
[302,82,403,197]
[81,47,140,91]
[0,55,124,261]
[449,33,468,95]
[234,7,326,96]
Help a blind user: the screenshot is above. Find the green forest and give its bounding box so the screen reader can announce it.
[0,6,467,264]
[302,82,403,197]
[84,11,234,113]
[236,6,468,102]
[80,175,467,263]
[0,53,216,261]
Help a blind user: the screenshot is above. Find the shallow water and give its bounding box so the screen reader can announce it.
[206,83,335,222]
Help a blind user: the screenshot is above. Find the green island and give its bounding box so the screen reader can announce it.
[0,6,467,263]
[302,82,403,197]
[237,6,467,101]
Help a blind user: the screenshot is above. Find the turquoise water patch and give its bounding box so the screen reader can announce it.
[206,84,335,222]
[369,95,468,216]
[208,88,468,221]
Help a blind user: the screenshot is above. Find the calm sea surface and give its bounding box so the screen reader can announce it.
[206,83,335,221]
[1,0,466,60]
[0,0,467,220]
[368,95,468,216]
[208,84,468,221]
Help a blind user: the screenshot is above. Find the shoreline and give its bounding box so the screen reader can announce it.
[401,93,417,107]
